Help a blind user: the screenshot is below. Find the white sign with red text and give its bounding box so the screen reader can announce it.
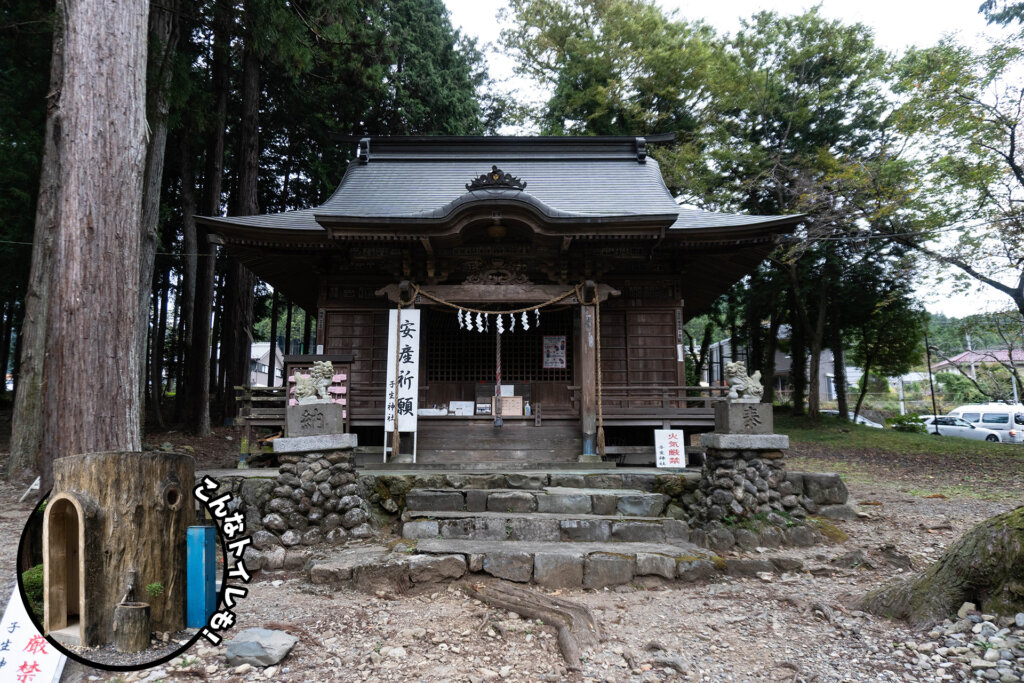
[0,584,65,683]
[654,429,686,468]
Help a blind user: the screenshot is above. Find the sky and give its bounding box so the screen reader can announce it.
[442,0,1018,318]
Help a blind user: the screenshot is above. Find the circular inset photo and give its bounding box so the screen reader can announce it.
[16,452,226,672]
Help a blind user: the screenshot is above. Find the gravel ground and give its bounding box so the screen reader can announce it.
[1,458,1021,682]
[57,627,200,669]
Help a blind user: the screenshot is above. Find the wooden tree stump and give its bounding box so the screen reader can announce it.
[860,505,1024,627]
[44,451,194,647]
[114,602,151,653]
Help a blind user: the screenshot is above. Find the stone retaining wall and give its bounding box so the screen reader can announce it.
[205,449,374,571]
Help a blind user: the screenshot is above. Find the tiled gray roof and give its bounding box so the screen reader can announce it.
[199,136,798,233]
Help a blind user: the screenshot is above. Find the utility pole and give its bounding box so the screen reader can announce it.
[966,330,976,379]
[924,314,940,434]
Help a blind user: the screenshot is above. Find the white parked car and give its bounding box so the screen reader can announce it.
[947,403,1024,444]
[919,415,1003,442]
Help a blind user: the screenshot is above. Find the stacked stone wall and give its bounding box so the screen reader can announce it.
[259,451,374,545]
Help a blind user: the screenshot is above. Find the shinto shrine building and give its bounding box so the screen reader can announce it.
[199,136,801,465]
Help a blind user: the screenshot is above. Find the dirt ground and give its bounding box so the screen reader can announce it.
[1,435,1021,682]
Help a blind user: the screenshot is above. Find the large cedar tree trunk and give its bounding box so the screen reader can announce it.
[12,0,149,488]
[860,506,1024,626]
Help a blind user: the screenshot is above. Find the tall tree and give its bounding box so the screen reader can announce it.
[502,0,719,135]
[892,33,1024,317]
[14,0,149,490]
[137,0,182,422]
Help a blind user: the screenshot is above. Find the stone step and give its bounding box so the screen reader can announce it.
[358,460,617,471]
[305,542,807,591]
[402,510,689,544]
[359,470,702,496]
[412,538,720,587]
[405,486,669,516]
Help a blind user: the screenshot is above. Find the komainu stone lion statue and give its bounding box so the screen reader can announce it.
[294,360,334,404]
[724,361,764,402]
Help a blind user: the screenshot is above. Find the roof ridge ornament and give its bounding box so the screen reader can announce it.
[466,165,527,191]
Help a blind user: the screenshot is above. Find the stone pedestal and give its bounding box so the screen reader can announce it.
[286,402,345,437]
[697,403,789,522]
[696,438,788,521]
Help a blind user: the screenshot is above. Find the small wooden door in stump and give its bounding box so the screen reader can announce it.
[44,451,194,647]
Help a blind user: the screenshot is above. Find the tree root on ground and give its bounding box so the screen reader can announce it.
[462,580,601,671]
[859,505,1024,627]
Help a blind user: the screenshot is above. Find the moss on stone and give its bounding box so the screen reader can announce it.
[809,517,849,543]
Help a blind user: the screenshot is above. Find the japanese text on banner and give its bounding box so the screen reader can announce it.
[385,309,420,432]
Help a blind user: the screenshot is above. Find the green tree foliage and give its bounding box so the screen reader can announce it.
[979,0,1024,26]
[709,10,919,417]
[502,4,927,418]
[929,308,1024,401]
[501,0,720,141]
[892,33,1024,317]
[847,297,924,419]
[936,372,987,404]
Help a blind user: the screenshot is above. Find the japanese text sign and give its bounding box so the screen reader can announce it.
[0,585,65,683]
[385,309,420,432]
[654,429,687,468]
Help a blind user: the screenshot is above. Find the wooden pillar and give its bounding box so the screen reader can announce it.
[579,301,599,461]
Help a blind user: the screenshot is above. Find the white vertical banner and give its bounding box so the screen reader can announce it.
[385,309,420,433]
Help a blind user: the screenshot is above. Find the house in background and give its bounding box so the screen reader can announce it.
[250,342,285,387]
[931,349,1024,375]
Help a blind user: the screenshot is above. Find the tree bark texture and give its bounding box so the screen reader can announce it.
[8,6,63,485]
[46,451,194,646]
[763,309,781,405]
[788,290,807,416]
[150,267,169,429]
[860,506,1024,627]
[831,326,849,420]
[16,0,149,489]
[188,230,216,436]
[268,289,279,386]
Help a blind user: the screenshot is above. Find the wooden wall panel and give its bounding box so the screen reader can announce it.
[600,308,677,386]
[324,309,388,409]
